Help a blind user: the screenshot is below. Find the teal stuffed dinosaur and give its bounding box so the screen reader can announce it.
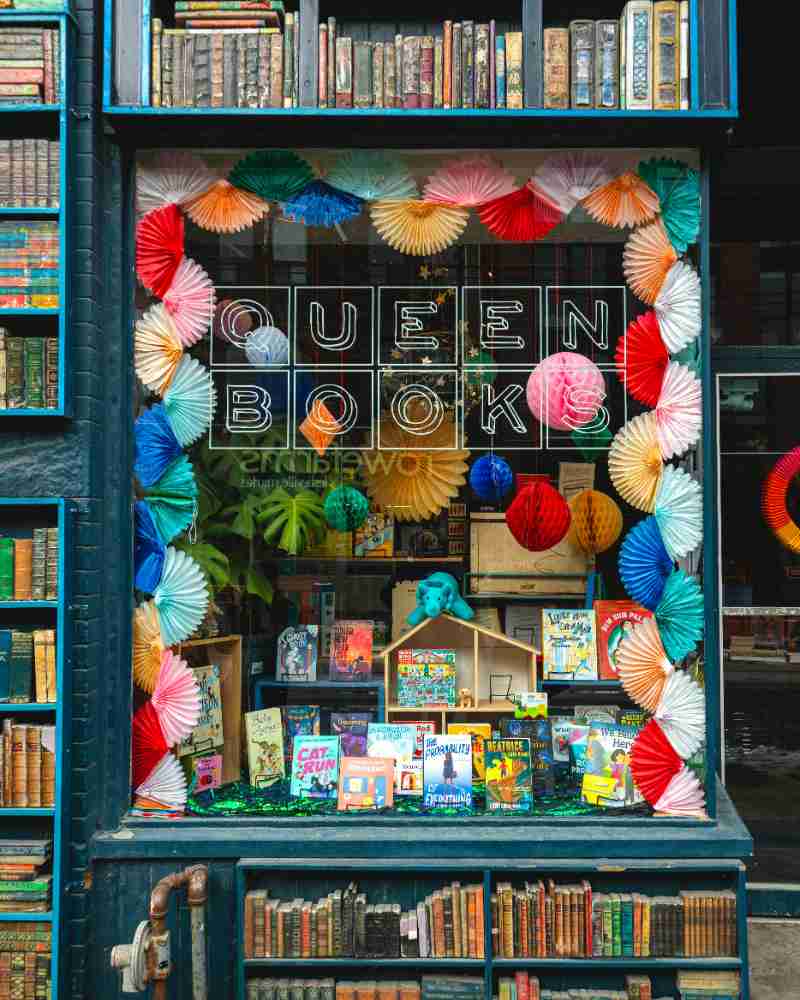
[407,572,475,627]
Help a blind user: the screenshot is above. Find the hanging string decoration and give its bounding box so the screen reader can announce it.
[623,219,678,305]
[469,454,514,504]
[134,303,184,397]
[142,455,198,546]
[533,152,612,215]
[228,149,316,201]
[615,311,669,407]
[370,199,470,256]
[615,618,675,711]
[136,152,216,216]
[152,547,210,646]
[477,182,564,241]
[423,155,517,207]
[185,179,269,234]
[654,466,703,561]
[136,204,185,298]
[608,412,664,513]
[162,355,218,447]
[161,257,216,347]
[582,171,660,229]
[654,261,702,353]
[282,180,364,228]
[134,501,167,595]
[326,151,418,202]
[638,158,701,254]
[323,485,370,532]
[567,489,623,555]
[526,352,606,431]
[762,446,800,554]
[618,517,674,609]
[134,405,184,489]
[505,475,572,552]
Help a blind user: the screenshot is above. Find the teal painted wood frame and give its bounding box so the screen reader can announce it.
[0,12,74,418]
[0,497,73,1000]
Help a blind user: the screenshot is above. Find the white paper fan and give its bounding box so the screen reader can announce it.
[654,261,702,353]
[534,152,612,215]
[655,466,702,560]
[152,547,209,646]
[136,152,216,216]
[653,765,706,816]
[134,752,188,809]
[654,670,706,759]
[655,362,702,460]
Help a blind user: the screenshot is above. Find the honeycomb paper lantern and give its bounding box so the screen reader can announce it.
[526,352,607,432]
[324,485,369,532]
[568,489,623,555]
[505,475,571,552]
[469,454,514,503]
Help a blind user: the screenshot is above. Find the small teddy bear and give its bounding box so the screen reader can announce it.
[457,687,475,709]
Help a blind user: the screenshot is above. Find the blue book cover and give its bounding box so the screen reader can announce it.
[422,734,473,809]
[495,35,506,108]
[0,629,11,700]
[289,735,339,799]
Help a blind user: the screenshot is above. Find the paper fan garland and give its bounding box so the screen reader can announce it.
[654,465,703,561]
[151,649,201,747]
[327,151,418,202]
[370,199,469,256]
[134,405,183,489]
[654,261,702,353]
[534,152,612,215]
[615,311,669,407]
[228,149,315,202]
[134,303,184,396]
[477,182,563,242]
[244,326,290,367]
[762,447,800,553]
[134,752,188,810]
[423,155,517,207]
[526,352,606,431]
[654,670,706,759]
[608,411,664,513]
[134,501,166,595]
[618,517,674,609]
[162,356,217,447]
[655,570,704,662]
[136,152,216,215]
[136,204,185,299]
[152,547,209,646]
[582,171,660,229]
[281,180,363,228]
[623,220,678,305]
[162,257,216,347]
[133,601,165,694]
[653,765,706,816]
[630,719,684,806]
[616,618,675,711]
[185,179,269,234]
[142,455,198,546]
[638,158,701,253]
[131,701,169,790]
[655,362,702,460]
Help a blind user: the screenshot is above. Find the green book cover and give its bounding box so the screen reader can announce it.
[0,628,11,699]
[9,629,33,702]
[0,877,51,892]
[621,893,634,956]
[0,537,12,600]
[611,892,622,957]
[602,896,613,957]
[5,336,23,408]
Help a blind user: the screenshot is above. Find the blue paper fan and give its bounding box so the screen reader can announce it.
[326,151,418,201]
[654,465,702,561]
[143,456,198,545]
[162,355,217,447]
[152,547,209,646]
[469,455,514,503]
[134,404,183,488]
[281,180,363,228]
[134,501,166,594]
[655,570,704,661]
[618,516,674,609]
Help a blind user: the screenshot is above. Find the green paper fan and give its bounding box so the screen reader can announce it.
[655,570,704,662]
[257,487,326,555]
[326,151,418,201]
[228,150,315,202]
[143,455,198,545]
[570,425,613,463]
[638,158,701,254]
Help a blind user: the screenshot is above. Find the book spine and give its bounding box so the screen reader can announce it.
[335,36,352,108]
[352,40,371,109]
[433,36,443,108]
[235,33,246,107]
[52,23,60,101]
[495,34,505,108]
[442,21,452,108]
[624,1,653,109]
[283,12,293,108]
[151,17,162,106]
[294,9,300,106]
[372,41,383,108]
[41,26,52,104]
[461,21,474,108]
[474,23,489,108]
[221,33,235,106]
[185,34,196,107]
[0,142,8,208]
[11,724,26,807]
[327,17,336,112]
[318,23,327,107]
[0,331,5,410]
[420,35,433,109]
[30,528,46,601]
[173,30,186,107]
[23,337,43,408]
[489,20,496,108]
[13,539,32,601]
[383,41,395,108]
[505,31,523,109]
[679,0,689,109]
[402,36,419,110]
[395,33,403,106]
[595,20,619,108]
[270,31,282,108]
[25,724,40,808]
[257,31,270,107]
[570,19,594,108]
[44,333,58,408]
[44,629,55,702]
[23,137,36,208]
[45,526,57,601]
[244,33,259,107]
[653,1,680,109]
[10,141,23,211]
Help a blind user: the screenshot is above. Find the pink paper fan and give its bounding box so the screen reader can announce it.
[533,153,612,215]
[655,362,702,460]
[136,205,185,299]
[151,649,201,747]
[653,765,707,817]
[423,155,517,208]
[162,257,217,347]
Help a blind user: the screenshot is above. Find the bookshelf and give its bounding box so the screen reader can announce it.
[0,497,72,1000]
[0,10,73,417]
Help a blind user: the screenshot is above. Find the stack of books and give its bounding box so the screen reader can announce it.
[245,982,475,1000]
[676,971,741,999]
[0,629,57,703]
[0,222,59,308]
[0,140,60,208]
[0,333,59,410]
[0,921,51,998]
[0,720,56,808]
[0,528,59,600]
[0,25,60,105]
[0,871,51,914]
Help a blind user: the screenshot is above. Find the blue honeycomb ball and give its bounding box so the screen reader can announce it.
[469,455,514,503]
[324,486,369,532]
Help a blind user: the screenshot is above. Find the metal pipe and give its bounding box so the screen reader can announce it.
[148,865,209,1000]
[187,865,209,1000]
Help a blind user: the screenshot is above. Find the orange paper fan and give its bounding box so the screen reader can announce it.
[477,182,564,242]
[582,171,660,229]
[370,199,469,256]
[623,220,678,305]
[615,617,675,711]
[133,602,165,694]
[185,179,269,234]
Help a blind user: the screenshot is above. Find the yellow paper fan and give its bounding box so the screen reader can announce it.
[608,411,664,513]
[615,618,675,711]
[369,199,469,256]
[623,220,678,305]
[582,170,660,229]
[133,601,165,694]
[134,303,184,396]
[184,179,269,234]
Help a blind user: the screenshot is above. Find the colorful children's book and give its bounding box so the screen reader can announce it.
[245,708,285,788]
[290,735,339,799]
[337,756,394,810]
[177,665,223,757]
[276,625,319,682]
[542,609,598,680]
[514,692,548,719]
[447,722,492,781]
[484,737,533,812]
[396,648,456,707]
[330,711,373,756]
[580,722,643,808]
[422,734,473,809]
[329,620,373,682]
[407,720,437,758]
[396,758,423,796]
[500,717,554,796]
[594,600,653,680]
[282,705,321,764]
[193,754,222,792]
[367,722,416,790]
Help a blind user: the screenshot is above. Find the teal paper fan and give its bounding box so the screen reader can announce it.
[655,570,704,662]
[638,158,700,253]
[143,455,198,545]
[153,547,209,646]
[326,151,418,202]
[654,465,702,561]
[228,150,315,202]
[162,356,217,447]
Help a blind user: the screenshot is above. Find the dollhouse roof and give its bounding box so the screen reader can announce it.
[381,613,536,657]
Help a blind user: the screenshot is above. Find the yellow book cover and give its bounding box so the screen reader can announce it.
[447,722,492,780]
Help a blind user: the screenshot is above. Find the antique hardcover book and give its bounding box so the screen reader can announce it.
[244,33,260,107]
[622,1,653,109]
[23,337,43,408]
[484,737,532,812]
[433,37,443,107]
[30,528,45,600]
[194,33,212,106]
[402,35,420,109]
[289,735,339,798]
[505,31,523,109]
[270,31,282,107]
[9,630,32,702]
[211,33,224,106]
[318,23,327,106]
[372,41,383,108]
[0,331,5,409]
[474,23,489,108]
[679,0,689,109]
[0,539,11,600]
[0,629,10,700]
[40,724,54,807]
[335,36,352,108]
[257,31,270,106]
[25,724,40,807]
[6,336,23,408]
[443,21,452,107]
[383,41,396,107]
[653,1,680,109]
[394,33,403,105]
[151,18,162,106]
[420,35,433,109]
[282,11,293,107]
[13,539,32,601]
[461,21,474,108]
[451,23,462,107]
[353,40,372,109]
[595,19,619,108]
[327,17,336,109]
[45,526,57,599]
[245,707,285,787]
[495,34,506,108]
[570,20,594,108]
[222,33,236,105]
[489,20,496,107]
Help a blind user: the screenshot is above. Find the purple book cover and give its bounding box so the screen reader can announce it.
[330,711,373,756]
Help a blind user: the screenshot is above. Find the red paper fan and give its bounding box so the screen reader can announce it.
[131,700,169,789]
[136,205,185,299]
[477,182,564,242]
[615,311,669,407]
[630,719,684,806]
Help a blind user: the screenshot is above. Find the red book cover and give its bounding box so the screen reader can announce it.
[594,600,654,680]
[420,36,433,108]
[329,620,373,682]
[515,972,529,1000]
[0,69,44,83]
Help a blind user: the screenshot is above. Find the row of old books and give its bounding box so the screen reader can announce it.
[0,334,59,410]
[0,529,59,600]
[0,26,60,105]
[0,140,60,208]
[544,2,689,111]
[0,873,50,914]
[0,921,51,1000]
[491,882,738,959]
[0,223,59,308]
[676,971,741,999]
[246,980,481,1000]
[319,22,523,110]
[0,629,56,703]
[498,975,657,1000]
[0,720,56,808]
[170,0,283,29]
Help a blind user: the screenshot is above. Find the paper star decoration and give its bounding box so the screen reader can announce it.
[418,265,432,279]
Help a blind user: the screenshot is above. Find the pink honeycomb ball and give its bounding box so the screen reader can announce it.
[526,352,607,431]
